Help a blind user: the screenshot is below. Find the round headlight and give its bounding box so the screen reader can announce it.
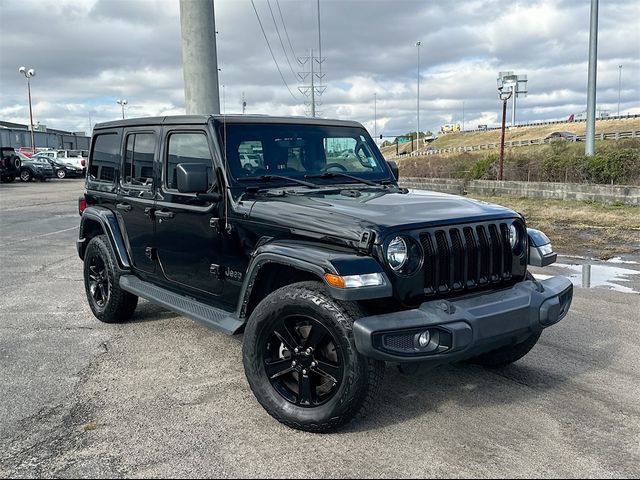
[509,224,518,249]
[387,236,408,271]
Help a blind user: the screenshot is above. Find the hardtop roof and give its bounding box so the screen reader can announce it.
[94,114,364,130]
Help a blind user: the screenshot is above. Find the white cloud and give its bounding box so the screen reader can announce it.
[0,0,638,136]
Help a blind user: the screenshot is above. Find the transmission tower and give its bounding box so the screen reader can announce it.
[297,48,326,117]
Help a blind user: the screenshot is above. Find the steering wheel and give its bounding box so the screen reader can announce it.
[322,163,348,172]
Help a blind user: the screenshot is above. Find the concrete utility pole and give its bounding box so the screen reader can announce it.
[585,0,599,156]
[374,92,377,141]
[180,0,220,115]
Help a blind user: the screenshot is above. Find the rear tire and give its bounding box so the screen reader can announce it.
[243,281,384,432]
[0,175,15,183]
[83,235,138,323]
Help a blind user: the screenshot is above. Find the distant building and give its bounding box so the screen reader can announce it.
[0,120,90,150]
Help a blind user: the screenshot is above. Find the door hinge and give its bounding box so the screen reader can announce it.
[145,247,156,260]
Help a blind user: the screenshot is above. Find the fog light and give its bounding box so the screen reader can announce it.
[418,331,431,348]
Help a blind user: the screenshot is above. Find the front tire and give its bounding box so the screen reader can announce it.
[56,169,66,179]
[83,235,138,323]
[243,281,384,432]
[19,169,32,182]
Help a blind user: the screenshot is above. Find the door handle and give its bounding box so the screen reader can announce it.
[116,203,132,212]
[155,210,175,220]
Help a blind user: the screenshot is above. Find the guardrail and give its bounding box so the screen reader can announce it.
[392,130,640,158]
[461,113,640,134]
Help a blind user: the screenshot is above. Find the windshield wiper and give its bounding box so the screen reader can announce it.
[237,175,319,189]
[304,171,380,187]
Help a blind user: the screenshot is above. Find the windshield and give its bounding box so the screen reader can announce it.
[218,123,391,186]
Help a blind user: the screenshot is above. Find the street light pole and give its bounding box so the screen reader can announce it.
[18,67,36,152]
[617,64,623,117]
[498,90,513,181]
[416,41,422,151]
[116,99,128,119]
[585,0,599,156]
[374,92,377,141]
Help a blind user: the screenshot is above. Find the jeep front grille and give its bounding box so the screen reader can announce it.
[419,222,514,296]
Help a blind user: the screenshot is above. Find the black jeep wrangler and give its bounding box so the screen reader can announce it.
[77,115,572,432]
[1,147,22,183]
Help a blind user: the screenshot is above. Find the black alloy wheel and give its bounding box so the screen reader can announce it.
[262,314,344,407]
[87,253,110,309]
[83,235,138,323]
[243,281,384,432]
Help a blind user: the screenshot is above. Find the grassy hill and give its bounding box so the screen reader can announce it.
[380,117,640,157]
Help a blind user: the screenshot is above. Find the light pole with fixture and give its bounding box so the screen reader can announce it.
[374,92,377,142]
[116,99,128,119]
[18,66,36,152]
[617,64,623,117]
[416,41,422,151]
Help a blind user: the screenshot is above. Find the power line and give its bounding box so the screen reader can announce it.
[250,0,299,101]
[275,0,297,61]
[266,0,297,79]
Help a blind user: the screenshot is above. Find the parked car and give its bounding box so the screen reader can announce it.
[545,131,579,142]
[33,154,85,179]
[77,115,572,433]
[1,147,22,183]
[37,149,87,173]
[16,146,36,157]
[18,156,55,182]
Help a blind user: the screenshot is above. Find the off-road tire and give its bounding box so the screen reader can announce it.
[243,281,384,433]
[468,330,542,367]
[83,235,138,323]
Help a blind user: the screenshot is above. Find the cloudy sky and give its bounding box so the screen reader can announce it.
[1,0,638,136]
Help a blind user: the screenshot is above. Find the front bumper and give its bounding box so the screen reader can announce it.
[353,276,573,364]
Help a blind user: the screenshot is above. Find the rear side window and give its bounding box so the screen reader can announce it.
[89,132,122,183]
[165,132,215,191]
[123,133,156,186]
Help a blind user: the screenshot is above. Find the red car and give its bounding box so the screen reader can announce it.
[16,147,35,157]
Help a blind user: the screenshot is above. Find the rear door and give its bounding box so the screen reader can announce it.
[154,127,224,295]
[115,127,159,276]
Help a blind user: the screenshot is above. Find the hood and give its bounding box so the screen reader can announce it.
[247,187,519,244]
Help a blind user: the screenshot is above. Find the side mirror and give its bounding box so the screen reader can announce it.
[177,163,209,194]
[387,160,399,181]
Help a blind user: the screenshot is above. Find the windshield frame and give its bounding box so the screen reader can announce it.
[214,121,395,190]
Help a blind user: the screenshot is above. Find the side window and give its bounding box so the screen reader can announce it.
[123,133,156,186]
[89,132,121,183]
[166,132,215,191]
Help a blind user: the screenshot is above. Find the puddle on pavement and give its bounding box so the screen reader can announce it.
[538,262,640,294]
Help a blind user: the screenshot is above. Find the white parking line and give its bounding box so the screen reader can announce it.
[0,225,79,247]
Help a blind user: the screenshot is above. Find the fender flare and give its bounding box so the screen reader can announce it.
[78,206,131,269]
[236,240,392,318]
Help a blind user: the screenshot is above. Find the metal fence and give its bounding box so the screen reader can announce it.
[394,130,640,158]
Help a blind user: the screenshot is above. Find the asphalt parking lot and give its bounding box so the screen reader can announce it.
[1,179,639,478]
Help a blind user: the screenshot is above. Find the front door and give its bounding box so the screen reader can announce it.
[154,129,223,296]
[116,128,159,275]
